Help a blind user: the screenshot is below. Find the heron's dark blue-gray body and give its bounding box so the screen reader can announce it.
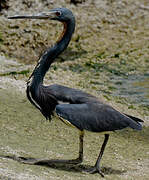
[8,8,143,176]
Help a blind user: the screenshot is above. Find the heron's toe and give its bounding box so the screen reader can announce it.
[17,157,41,164]
[83,166,104,177]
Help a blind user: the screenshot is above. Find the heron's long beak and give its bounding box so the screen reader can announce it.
[8,11,56,20]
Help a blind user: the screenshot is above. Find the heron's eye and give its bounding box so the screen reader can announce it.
[56,11,61,16]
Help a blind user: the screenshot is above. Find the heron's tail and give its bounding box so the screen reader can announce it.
[125,114,143,130]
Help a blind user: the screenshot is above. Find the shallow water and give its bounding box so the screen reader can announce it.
[112,73,149,106]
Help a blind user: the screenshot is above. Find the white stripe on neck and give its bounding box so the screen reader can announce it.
[28,90,41,110]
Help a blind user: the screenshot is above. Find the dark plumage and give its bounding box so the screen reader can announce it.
[8,8,143,176]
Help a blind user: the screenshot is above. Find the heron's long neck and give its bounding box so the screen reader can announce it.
[28,20,75,88]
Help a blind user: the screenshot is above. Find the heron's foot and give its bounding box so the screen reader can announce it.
[17,157,83,165]
[3,155,83,165]
[83,166,104,177]
[10,156,44,165]
[72,157,83,164]
[18,157,44,164]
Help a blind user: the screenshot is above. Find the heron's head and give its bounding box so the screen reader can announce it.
[8,8,75,23]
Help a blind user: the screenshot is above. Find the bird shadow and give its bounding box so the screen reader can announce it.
[0,154,126,175]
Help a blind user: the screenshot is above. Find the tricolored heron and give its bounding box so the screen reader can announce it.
[8,8,143,176]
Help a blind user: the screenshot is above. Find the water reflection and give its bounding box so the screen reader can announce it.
[111,74,149,106]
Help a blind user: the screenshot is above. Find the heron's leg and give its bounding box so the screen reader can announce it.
[3,131,84,165]
[85,134,109,177]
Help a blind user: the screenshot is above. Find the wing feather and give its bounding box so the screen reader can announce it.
[56,103,142,132]
[47,84,98,104]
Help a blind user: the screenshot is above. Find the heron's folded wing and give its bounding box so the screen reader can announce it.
[55,103,142,132]
[47,84,98,104]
